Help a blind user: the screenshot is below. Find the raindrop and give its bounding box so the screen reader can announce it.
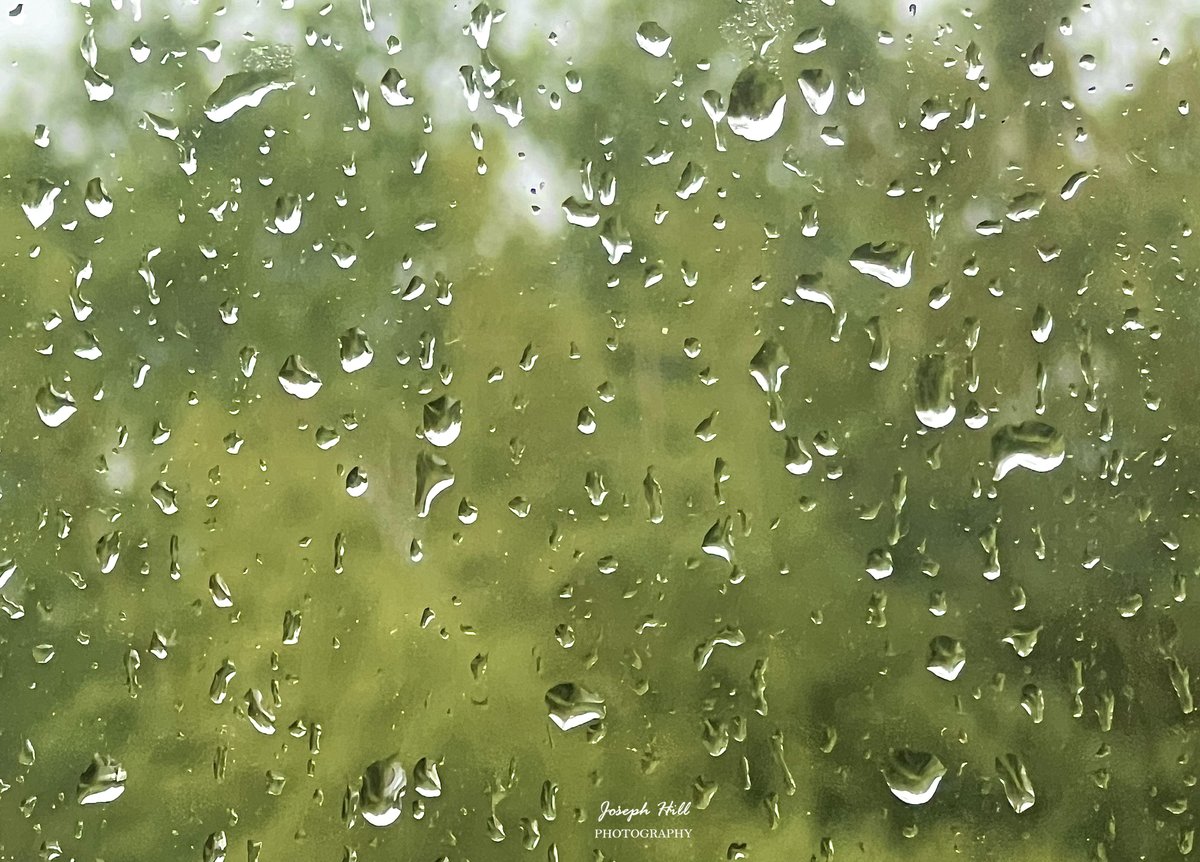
[926,636,966,681]
[635,21,672,57]
[204,67,295,122]
[422,395,463,447]
[35,383,77,427]
[727,63,786,142]
[545,682,606,731]
[77,755,127,805]
[991,423,1065,480]
[883,749,946,805]
[360,755,407,826]
[278,355,323,399]
[339,327,374,372]
[995,753,1036,813]
[850,241,914,287]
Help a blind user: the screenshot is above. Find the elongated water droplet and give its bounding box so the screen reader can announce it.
[361,755,406,826]
[914,354,955,429]
[850,241,914,287]
[995,753,1036,813]
[204,68,295,122]
[991,422,1064,480]
[414,452,455,517]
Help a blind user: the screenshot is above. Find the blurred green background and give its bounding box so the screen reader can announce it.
[2,0,1199,859]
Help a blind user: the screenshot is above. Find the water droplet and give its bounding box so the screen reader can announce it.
[422,395,463,447]
[413,757,443,797]
[346,466,368,497]
[727,63,786,142]
[77,754,127,804]
[414,452,455,517]
[793,26,827,54]
[360,755,407,826]
[84,177,112,217]
[850,241,914,287]
[379,67,415,107]
[883,749,946,805]
[749,339,790,394]
[991,422,1064,480]
[797,68,834,115]
[1028,42,1054,77]
[278,355,322,399]
[926,636,966,680]
[339,327,374,372]
[635,21,672,57]
[545,682,606,731]
[204,68,295,122]
[273,193,302,233]
[995,753,1036,813]
[21,178,61,229]
[914,354,955,429]
[35,383,77,427]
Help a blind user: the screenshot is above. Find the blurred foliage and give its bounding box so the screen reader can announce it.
[2,0,1200,860]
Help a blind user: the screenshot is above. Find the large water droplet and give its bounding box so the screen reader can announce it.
[545,682,606,731]
[77,754,127,804]
[360,755,407,826]
[727,63,786,142]
[422,395,463,447]
[882,748,946,805]
[926,635,966,681]
[204,68,295,122]
[991,422,1064,480]
[21,178,61,229]
[914,354,955,429]
[35,383,77,427]
[995,753,1036,813]
[278,355,322,399]
[414,452,455,517]
[635,21,672,57]
[850,241,914,287]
